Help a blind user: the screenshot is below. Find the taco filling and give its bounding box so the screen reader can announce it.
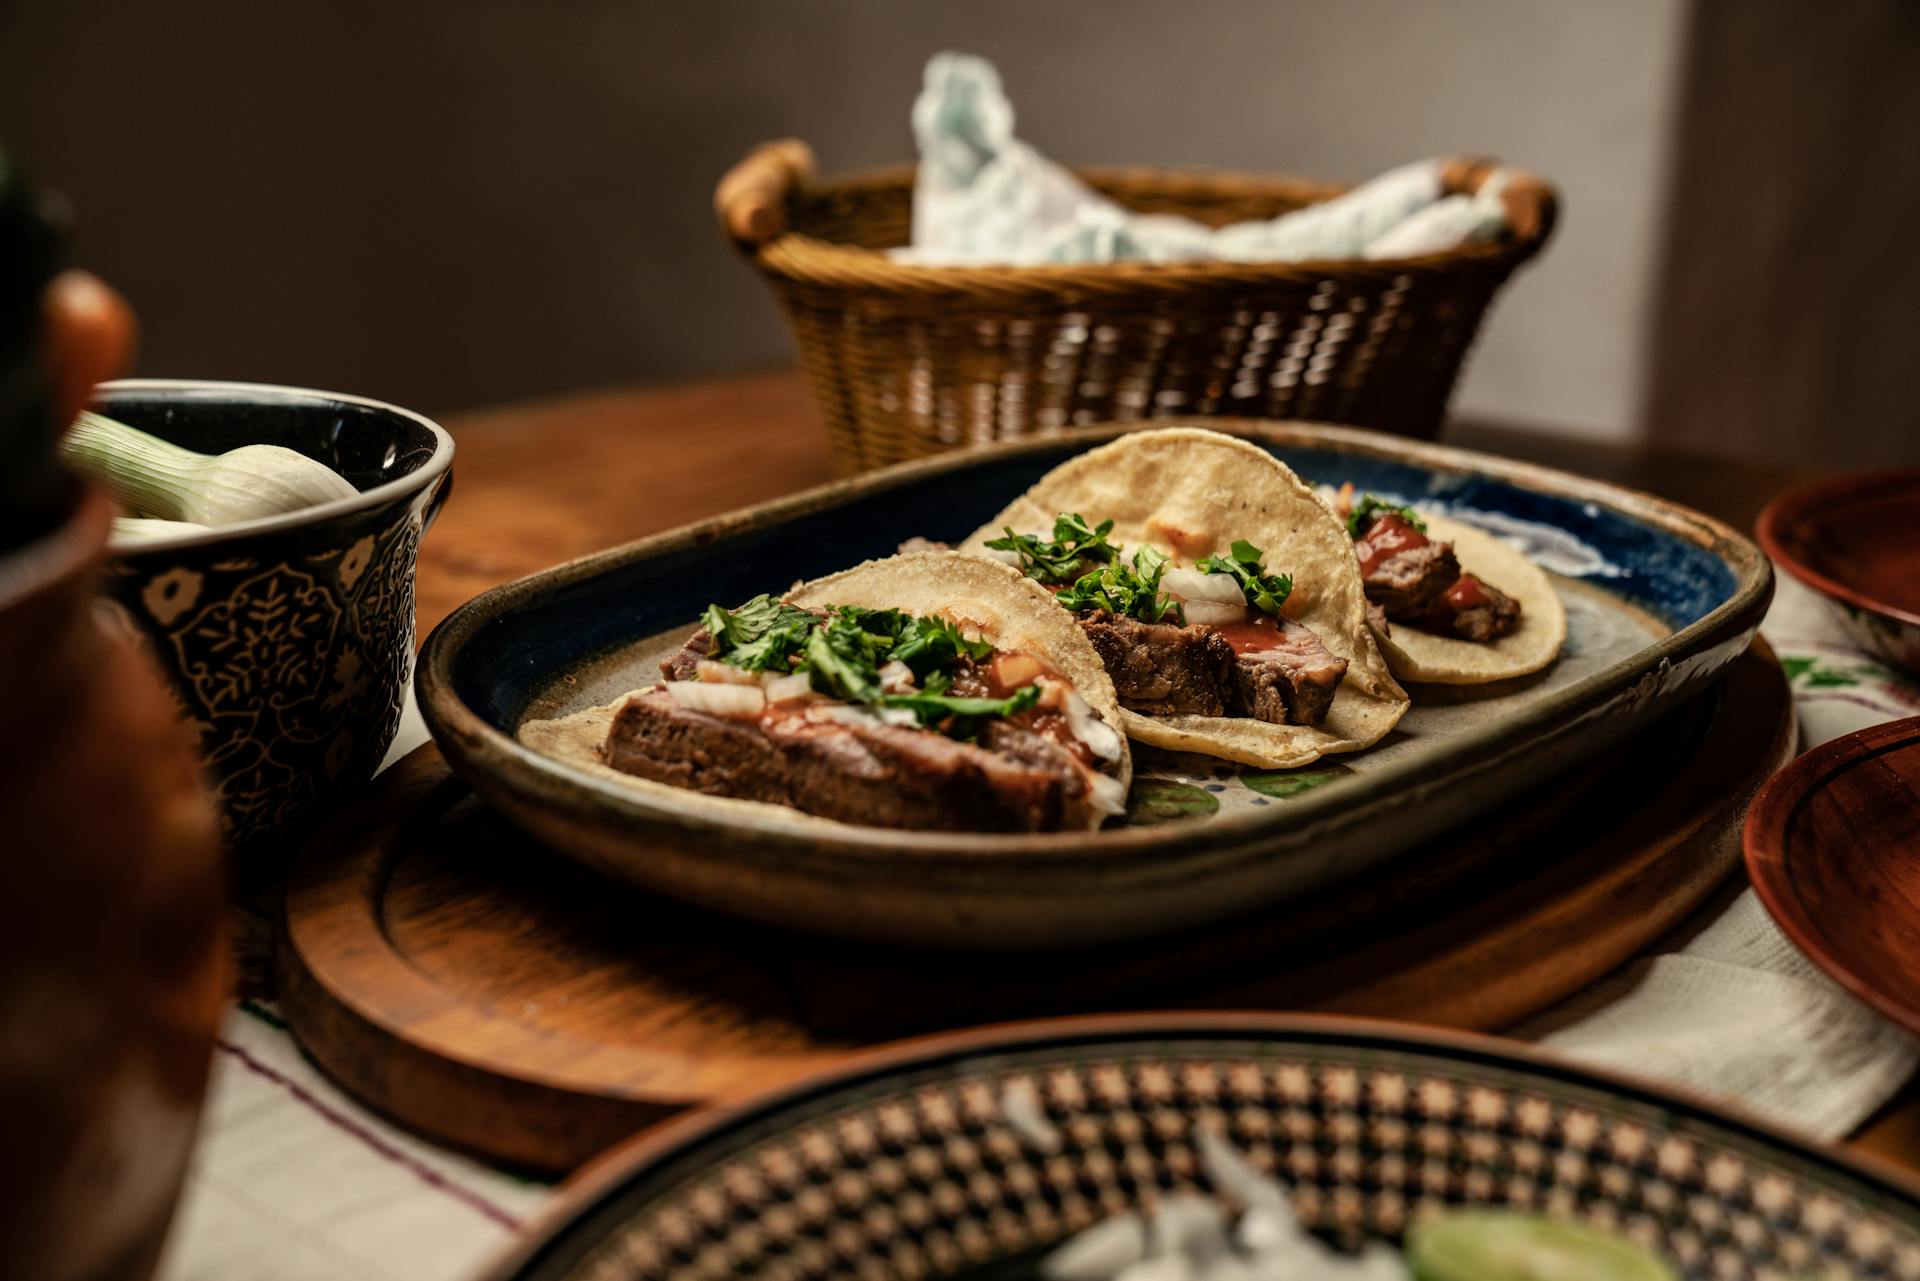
[1340,492,1522,643]
[980,515,1349,729]
[596,584,1128,832]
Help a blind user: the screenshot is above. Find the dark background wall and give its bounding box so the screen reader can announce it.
[1,0,1913,464]
[1645,0,1920,468]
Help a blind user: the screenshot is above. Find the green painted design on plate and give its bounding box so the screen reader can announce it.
[1125,779,1219,825]
[1241,767,1349,799]
[1781,655,1881,689]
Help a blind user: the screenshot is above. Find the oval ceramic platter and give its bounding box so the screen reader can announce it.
[418,421,1769,949]
[486,1014,1920,1281]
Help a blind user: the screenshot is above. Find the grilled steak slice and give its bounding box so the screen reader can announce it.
[660,628,715,681]
[1420,574,1522,642]
[1079,611,1237,718]
[1354,511,1522,643]
[1360,521,1461,619]
[1231,620,1348,728]
[603,691,1096,832]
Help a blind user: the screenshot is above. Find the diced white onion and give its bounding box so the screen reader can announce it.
[664,680,765,716]
[1041,1212,1148,1280]
[763,671,815,703]
[1034,676,1070,712]
[1086,770,1128,817]
[695,659,761,685]
[1178,599,1247,627]
[990,652,1046,690]
[809,703,876,726]
[877,707,921,728]
[1063,688,1125,763]
[1000,1080,1062,1152]
[1162,567,1247,606]
[879,660,918,694]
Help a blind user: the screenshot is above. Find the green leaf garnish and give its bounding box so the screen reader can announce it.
[886,612,995,677]
[1056,544,1186,624]
[701,595,819,670]
[879,684,1042,735]
[1346,494,1428,539]
[1196,539,1294,617]
[692,599,1042,739]
[985,512,1119,585]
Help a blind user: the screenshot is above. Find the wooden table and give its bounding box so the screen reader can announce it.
[422,369,1920,1169]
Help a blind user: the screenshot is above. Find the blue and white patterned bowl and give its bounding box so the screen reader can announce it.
[489,1014,1920,1281]
[90,380,452,856]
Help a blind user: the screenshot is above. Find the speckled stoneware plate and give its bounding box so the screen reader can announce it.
[486,1013,1920,1281]
[417,421,1769,949]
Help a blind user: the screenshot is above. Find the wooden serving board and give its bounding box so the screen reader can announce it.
[277,643,1793,1173]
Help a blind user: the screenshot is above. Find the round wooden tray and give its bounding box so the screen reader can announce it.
[277,642,1793,1173]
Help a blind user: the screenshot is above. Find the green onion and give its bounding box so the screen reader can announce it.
[63,411,357,526]
[110,516,215,546]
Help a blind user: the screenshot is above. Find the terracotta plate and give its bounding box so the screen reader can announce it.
[418,421,1771,949]
[1758,469,1920,674]
[487,1013,1920,1281]
[1747,716,1920,1036]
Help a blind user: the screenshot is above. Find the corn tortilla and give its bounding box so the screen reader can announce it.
[1372,513,1567,685]
[519,551,1132,825]
[962,428,1409,769]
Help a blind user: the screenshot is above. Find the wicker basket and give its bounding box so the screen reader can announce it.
[716,140,1557,475]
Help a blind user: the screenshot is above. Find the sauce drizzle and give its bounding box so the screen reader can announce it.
[1355,513,1431,575]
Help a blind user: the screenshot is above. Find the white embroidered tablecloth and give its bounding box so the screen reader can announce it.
[155,573,1920,1281]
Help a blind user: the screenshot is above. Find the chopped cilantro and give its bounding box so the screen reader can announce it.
[1056,542,1186,624]
[986,513,1119,585]
[802,615,883,702]
[692,598,1038,738]
[885,612,995,677]
[879,685,1041,736]
[701,595,819,671]
[1196,539,1294,617]
[1347,494,1428,539]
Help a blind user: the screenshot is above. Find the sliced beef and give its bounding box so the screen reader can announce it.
[659,628,714,681]
[1420,574,1522,642]
[603,691,1097,832]
[1078,609,1347,727]
[1230,620,1349,728]
[1365,601,1391,638]
[1359,521,1460,619]
[1357,512,1523,642]
[1078,611,1238,718]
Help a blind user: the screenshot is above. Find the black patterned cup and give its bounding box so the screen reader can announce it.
[88,380,453,857]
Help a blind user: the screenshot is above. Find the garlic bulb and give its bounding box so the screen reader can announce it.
[63,411,358,526]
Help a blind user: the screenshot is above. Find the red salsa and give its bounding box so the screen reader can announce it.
[1443,574,1491,611]
[1210,613,1284,655]
[1355,513,1431,575]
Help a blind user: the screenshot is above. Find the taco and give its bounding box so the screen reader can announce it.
[518,552,1130,832]
[1336,490,1566,685]
[958,428,1408,770]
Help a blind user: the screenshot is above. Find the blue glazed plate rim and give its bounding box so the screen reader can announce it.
[417,421,1772,863]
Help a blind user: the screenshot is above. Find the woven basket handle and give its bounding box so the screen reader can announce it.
[1442,156,1558,246]
[715,139,817,245]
